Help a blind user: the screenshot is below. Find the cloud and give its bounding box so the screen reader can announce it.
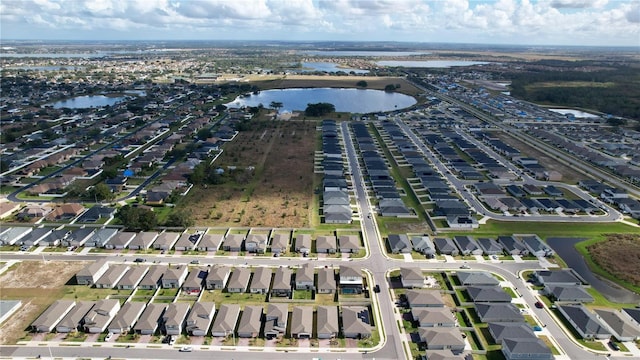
[549,0,608,9]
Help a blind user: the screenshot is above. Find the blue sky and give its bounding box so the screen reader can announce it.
[1,0,639,46]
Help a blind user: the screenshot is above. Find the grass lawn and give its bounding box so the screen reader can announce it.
[62,286,130,301]
[293,290,313,300]
[538,335,561,355]
[447,220,639,239]
[200,291,267,305]
[357,326,380,348]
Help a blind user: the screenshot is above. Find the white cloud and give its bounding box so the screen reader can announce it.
[549,0,608,9]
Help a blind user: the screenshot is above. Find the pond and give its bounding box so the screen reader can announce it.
[546,237,640,303]
[302,50,430,57]
[49,95,126,109]
[376,60,491,68]
[226,88,417,114]
[299,62,368,74]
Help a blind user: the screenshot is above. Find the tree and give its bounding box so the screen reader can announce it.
[91,183,115,202]
[304,102,335,117]
[116,205,157,231]
[356,80,368,88]
[384,84,396,92]
[164,210,194,228]
[269,101,283,113]
[215,104,227,112]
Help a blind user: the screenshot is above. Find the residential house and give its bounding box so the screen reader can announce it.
[107,301,146,334]
[116,266,148,290]
[161,266,189,289]
[557,304,611,339]
[546,286,594,303]
[466,286,512,303]
[183,268,207,295]
[339,265,363,294]
[457,272,499,286]
[405,289,446,308]
[94,264,130,289]
[534,270,583,287]
[388,234,412,254]
[316,235,337,253]
[76,206,116,223]
[237,305,262,338]
[434,237,459,256]
[17,227,53,249]
[411,235,436,258]
[153,232,180,251]
[104,231,136,250]
[62,228,95,248]
[263,303,288,339]
[163,302,190,336]
[197,234,223,252]
[418,327,465,352]
[245,234,268,254]
[84,228,118,248]
[338,235,361,253]
[270,233,289,256]
[316,306,339,339]
[55,301,95,333]
[45,203,85,221]
[271,267,292,297]
[0,227,31,246]
[227,268,251,293]
[138,265,165,290]
[520,235,554,257]
[223,234,244,252]
[400,267,424,288]
[83,299,120,333]
[341,306,372,339]
[295,263,315,291]
[206,265,231,290]
[127,232,158,250]
[497,236,529,256]
[31,300,76,332]
[453,236,483,256]
[413,304,455,327]
[475,303,524,323]
[295,234,311,254]
[477,238,503,255]
[174,233,197,251]
[249,267,272,294]
[501,338,553,360]
[290,306,314,338]
[210,304,240,337]
[185,302,216,336]
[134,303,166,335]
[317,267,337,294]
[76,259,109,286]
[487,322,535,344]
[594,309,640,342]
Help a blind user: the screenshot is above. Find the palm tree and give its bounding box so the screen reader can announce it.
[269,101,283,113]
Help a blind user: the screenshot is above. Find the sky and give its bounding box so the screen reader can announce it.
[1,0,639,47]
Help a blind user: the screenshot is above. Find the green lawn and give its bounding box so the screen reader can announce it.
[447,220,639,239]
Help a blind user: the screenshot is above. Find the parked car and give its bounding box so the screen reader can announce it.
[535,301,544,309]
[373,285,381,293]
[134,258,146,263]
[179,346,192,352]
[105,333,113,341]
[190,260,200,264]
[609,341,620,351]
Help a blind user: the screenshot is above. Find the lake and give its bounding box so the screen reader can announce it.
[226,88,416,113]
[302,50,430,57]
[376,60,490,68]
[549,108,599,118]
[49,95,126,109]
[299,62,369,74]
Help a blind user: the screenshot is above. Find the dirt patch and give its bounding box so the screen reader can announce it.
[0,261,86,344]
[588,234,640,287]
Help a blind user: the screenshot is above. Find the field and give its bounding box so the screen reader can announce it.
[247,75,423,96]
[178,119,315,227]
[0,260,87,344]
[585,234,640,293]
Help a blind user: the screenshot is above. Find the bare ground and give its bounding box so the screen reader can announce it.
[0,261,87,344]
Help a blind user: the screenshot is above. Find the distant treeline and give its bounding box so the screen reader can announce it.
[509,63,640,120]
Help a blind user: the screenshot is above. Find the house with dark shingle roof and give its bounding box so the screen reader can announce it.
[434,237,459,256]
[453,236,482,256]
[594,309,640,341]
[466,286,512,303]
[487,322,535,344]
[475,303,524,323]
[400,267,424,289]
[411,235,436,258]
[417,327,465,352]
[388,234,412,254]
[557,304,611,339]
[501,337,553,360]
[457,271,499,286]
[545,285,593,303]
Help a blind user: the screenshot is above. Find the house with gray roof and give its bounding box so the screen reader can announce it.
[270,233,289,255]
[475,303,524,323]
[317,267,337,294]
[316,235,337,253]
[104,231,136,250]
[161,266,188,289]
[339,265,363,294]
[62,228,95,248]
[497,236,529,256]
[83,299,120,333]
[295,233,311,254]
[388,234,412,254]
[405,289,445,308]
[249,267,272,294]
[290,306,314,338]
[84,228,118,248]
[76,259,109,286]
[317,306,339,339]
[271,267,292,297]
[211,304,240,337]
[31,300,76,332]
[546,285,593,303]
[295,263,314,291]
[411,236,436,257]
[206,265,231,290]
[534,270,582,287]
[196,234,223,252]
[138,265,165,290]
[245,234,268,253]
[227,267,251,293]
[400,267,424,288]
[55,301,94,333]
[182,268,207,295]
[412,307,456,327]
[418,327,465,352]
[162,302,190,336]
[127,232,158,250]
[520,235,554,257]
[95,264,130,289]
[338,234,361,253]
[467,286,512,303]
[108,301,146,334]
[116,266,148,290]
[134,303,166,335]
[434,237,459,256]
[501,337,553,360]
[342,306,372,338]
[453,236,483,256]
[237,305,262,338]
[487,322,535,344]
[263,303,288,339]
[457,271,499,286]
[186,302,215,336]
[423,350,464,360]
[477,238,503,255]
[557,304,611,339]
[17,227,53,249]
[174,233,197,251]
[594,309,640,341]
[223,234,244,252]
[0,227,31,246]
[153,232,180,250]
[623,308,640,326]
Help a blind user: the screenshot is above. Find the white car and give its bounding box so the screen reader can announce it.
[105,333,113,341]
[179,346,192,352]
